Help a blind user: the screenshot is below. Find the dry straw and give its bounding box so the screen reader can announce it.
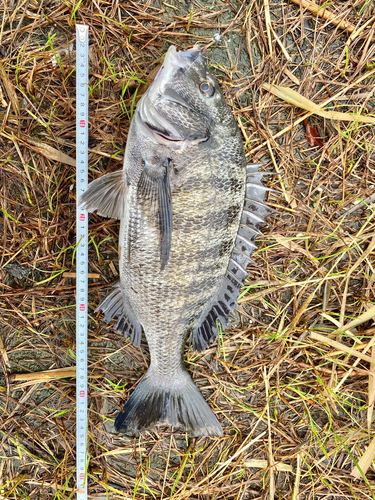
[0,0,374,498]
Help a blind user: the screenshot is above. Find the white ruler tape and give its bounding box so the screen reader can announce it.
[76,24,89,500]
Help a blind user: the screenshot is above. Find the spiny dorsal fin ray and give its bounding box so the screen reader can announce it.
[79,170,126,219]
[191,163,275,352]
[96,282,143,347]
[245,198,276,218]
[137,159,173,270]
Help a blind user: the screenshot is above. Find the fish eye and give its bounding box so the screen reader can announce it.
[199,81,215,97]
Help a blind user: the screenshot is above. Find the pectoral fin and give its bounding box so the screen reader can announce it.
[137,160,173,270]
[79,170,126,219]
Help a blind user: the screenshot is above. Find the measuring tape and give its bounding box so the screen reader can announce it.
[76,24,89,500]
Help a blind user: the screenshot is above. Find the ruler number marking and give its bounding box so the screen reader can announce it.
[76,24,89,500]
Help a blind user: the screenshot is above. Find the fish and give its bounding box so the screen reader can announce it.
[80,45,273,437]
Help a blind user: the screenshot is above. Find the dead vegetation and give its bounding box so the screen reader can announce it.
[0,0,374,498]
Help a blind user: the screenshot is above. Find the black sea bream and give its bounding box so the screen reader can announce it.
[80,45,272,437]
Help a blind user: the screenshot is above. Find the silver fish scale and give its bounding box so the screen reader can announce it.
[120,126,246,380]
[80,46,272,437]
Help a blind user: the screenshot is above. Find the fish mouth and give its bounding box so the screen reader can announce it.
[152,46,205,143]
[137,96,207,148]
[165,45,202,70]
[159,47,202,114]
[152,46,202,87]
[136,45,208,150]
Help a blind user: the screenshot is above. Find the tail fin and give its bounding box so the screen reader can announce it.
[114,370,223,437]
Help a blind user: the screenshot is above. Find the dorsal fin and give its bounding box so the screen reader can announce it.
[191,164,275,352]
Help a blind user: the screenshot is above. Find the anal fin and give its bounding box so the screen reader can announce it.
[96,282,142,347]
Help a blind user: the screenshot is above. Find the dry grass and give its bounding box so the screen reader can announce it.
[0,0,375,499]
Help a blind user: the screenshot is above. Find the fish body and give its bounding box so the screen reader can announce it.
[81,46,272,437]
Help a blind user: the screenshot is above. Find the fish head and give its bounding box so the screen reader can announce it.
[137,45,227,150]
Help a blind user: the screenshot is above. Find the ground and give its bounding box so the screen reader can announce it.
[0,0,375,499]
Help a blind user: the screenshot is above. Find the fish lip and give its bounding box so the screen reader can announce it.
[166,45,202,70]
[152,46,202,86]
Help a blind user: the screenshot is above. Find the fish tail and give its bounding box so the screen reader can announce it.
[114,369,223,437]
